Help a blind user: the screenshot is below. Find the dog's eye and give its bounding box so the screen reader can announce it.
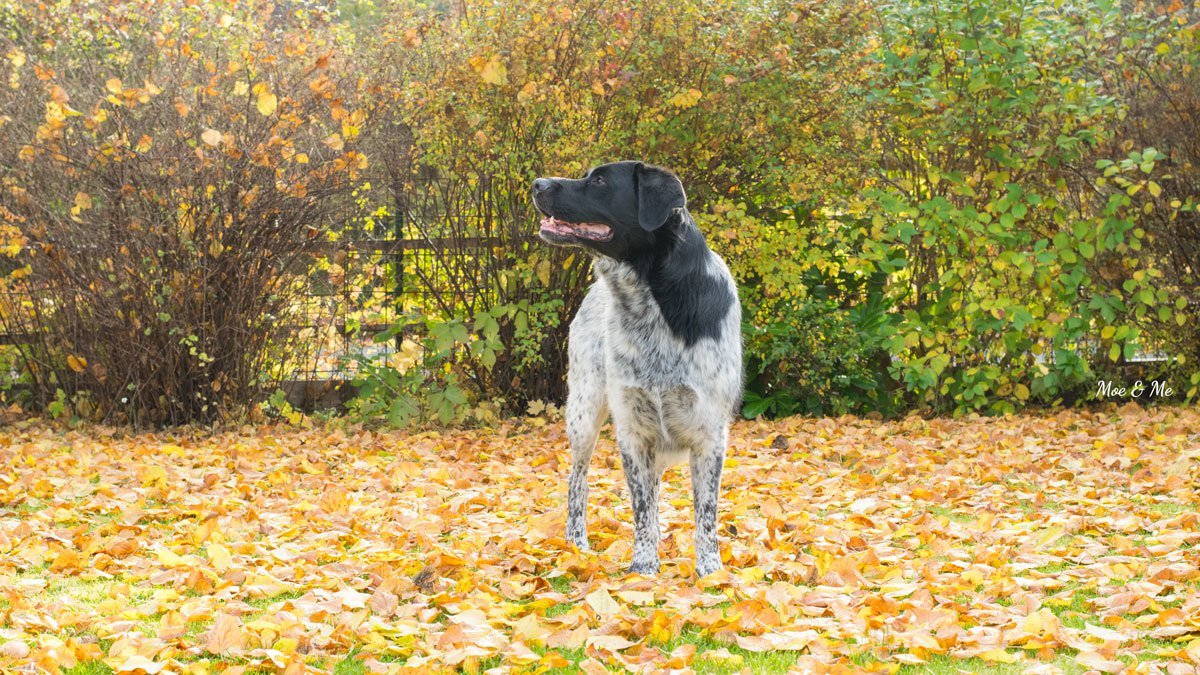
[589,175,605,187]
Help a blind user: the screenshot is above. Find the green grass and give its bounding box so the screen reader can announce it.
[44,576,115,606]
[332,653,366,675]
[664,628,799,673]
[1146,500,1189,516]
[546,574,572,593]
[246,589,306,609]
[62,664,114,675]
[1054,587,1099,629]
[544,601,576,618]
[928,505,976,523]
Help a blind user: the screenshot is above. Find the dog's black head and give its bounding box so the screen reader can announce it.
[531,161,687,260]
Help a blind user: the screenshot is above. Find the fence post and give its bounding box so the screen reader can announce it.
[392,190,406,352]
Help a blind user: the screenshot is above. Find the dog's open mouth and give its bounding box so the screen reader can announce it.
[539,216,613,242]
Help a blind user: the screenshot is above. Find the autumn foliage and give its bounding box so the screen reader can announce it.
[351,0,872,414]
[0,2,369,424]
[0,0,1198,425]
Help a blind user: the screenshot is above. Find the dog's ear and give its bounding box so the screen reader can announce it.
[635,163,686,231]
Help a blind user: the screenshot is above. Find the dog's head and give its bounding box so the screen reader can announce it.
[531,161,687,259]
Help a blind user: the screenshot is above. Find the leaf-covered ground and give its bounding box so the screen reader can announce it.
[1,406,1198,674]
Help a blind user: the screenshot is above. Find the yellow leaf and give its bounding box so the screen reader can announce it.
[585,588,619,617]
[141,465,167,487]
[67,353,88,372]
[475,55,507,86]
[207,542,232,572]
[155,547,186,568]
[105,77,123,95]
[1021,608,1058,637]
[201,128,222,147]
[978,648,1017,663]
[1185,638,1200,664]
[256,91,277,116]
[272,637,298,654]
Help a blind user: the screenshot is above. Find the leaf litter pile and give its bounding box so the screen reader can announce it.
[1,406,1199,674]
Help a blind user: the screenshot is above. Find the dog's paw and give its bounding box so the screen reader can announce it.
[627,559,661,576]
[694,558,722,578]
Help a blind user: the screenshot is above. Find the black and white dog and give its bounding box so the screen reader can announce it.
[532,161,742,577]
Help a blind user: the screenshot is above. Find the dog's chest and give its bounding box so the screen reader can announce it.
[596,263,692,386]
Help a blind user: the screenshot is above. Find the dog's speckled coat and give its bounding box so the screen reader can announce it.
[534,161,742,577]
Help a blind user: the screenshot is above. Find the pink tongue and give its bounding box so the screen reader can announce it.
[539,217,612,239]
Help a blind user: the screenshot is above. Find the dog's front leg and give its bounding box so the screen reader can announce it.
[618,433,661,575]
[690,432,726,577]
[566,459,592,551]
[565,405,605,551]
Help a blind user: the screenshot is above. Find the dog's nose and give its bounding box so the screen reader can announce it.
[532,178,554,194]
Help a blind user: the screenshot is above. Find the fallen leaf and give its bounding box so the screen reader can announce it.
[204,613,245,655]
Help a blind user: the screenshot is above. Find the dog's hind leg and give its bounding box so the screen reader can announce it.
[690,428,727,577]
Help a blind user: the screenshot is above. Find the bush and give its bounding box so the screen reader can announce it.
[858,0,1185,413]
[1096,4,1200,400]
[349,0,871,416]
[742,297,889,418]
[704,201,896,417]
[2,0,1197,425]
[0,1,369,424]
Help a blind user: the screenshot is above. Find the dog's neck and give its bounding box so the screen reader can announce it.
[593,210,734,346]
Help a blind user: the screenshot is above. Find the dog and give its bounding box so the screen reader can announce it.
[531,161,742,576]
